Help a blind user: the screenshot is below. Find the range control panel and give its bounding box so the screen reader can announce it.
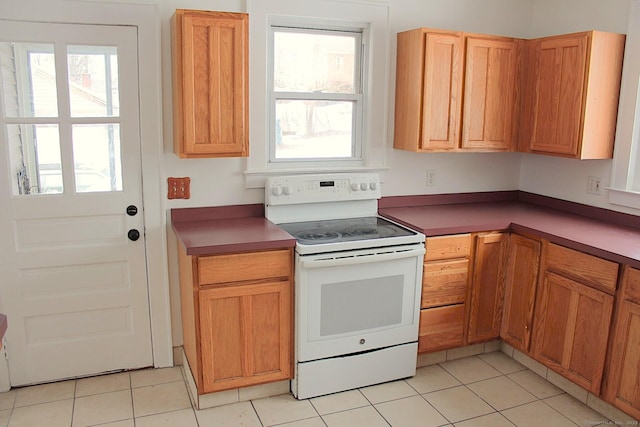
[265,173,381,206]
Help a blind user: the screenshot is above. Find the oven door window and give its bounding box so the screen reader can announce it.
[300,253,422,362]
[320,275,404,336]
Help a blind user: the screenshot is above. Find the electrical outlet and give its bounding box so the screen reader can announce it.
[587,176,602,195]
[426,170,436,186]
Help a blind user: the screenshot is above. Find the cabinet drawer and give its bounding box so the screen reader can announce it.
[425,234,471,261]
[422,259,469,308]
[546,243,619,292]
[624,267,640,303]
[418,304,466,353]
[198,249,291,286]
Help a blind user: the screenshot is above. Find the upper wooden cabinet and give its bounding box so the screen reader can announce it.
[520,31,625,159]
[462,36,520,151]
[394,28,520,152]
[172,10,249,158]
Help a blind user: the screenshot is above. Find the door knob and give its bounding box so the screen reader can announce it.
[128,229,140,241]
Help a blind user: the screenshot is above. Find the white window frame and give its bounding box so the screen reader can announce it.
[268,23,365,165]
[609,0,640,209]
[245,0,390,188]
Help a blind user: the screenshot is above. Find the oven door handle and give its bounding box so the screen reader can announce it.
[300,247,425,269]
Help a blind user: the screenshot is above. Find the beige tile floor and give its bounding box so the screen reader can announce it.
[0,351,634,427]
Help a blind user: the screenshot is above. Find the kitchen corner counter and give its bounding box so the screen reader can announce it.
[171,204,296,255]
[379,197,640,268]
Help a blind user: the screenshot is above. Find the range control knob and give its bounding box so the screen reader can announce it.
[271,186,282,196]
[369,182,378,191]
[360,182,368,191]
[282,186,291,195]
[350,183,359,191]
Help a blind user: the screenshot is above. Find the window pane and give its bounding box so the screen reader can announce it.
[274,31,357,93]
[72,124,122,192]
[0,43,58,117]
[275,100,353,159]
[6,124,62,195]
[68,46,119,117]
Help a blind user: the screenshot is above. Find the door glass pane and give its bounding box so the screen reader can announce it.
[275,99,354,159]
[0,42,58,117]
[6,124,62,195]
[72,124,122,192]
[67,45,119,117]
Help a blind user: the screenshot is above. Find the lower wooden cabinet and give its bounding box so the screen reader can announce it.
[604,266,640,419]
[199,280,291,392]
[419,305,465,352]
[419,234,471,353]
[418,230,640,419]
[500,234,541,352]
[178,245,293,394]
[467,232,508,343]
[532,271,613,394]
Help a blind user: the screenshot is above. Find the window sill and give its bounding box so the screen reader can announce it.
[607,188,640,210]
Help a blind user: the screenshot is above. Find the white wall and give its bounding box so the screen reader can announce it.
[382,0,529,196]
[1,0,634,353]
[161,0,531,205]
[160,0,259,210]
[519,0,635,212]
[161,0,532,345]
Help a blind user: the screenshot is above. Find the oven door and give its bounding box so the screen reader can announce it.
[295,244,425,362]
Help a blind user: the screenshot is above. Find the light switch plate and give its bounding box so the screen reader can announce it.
[168,177,191,199]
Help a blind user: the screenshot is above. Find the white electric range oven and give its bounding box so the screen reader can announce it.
[265,173,425,399]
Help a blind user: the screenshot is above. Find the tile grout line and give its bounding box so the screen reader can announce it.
[404,376,456,425]
[71,379,77,427]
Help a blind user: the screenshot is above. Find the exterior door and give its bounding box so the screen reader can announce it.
[0,21,152,385]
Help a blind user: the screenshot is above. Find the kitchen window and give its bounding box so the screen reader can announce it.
[245,0,389,186]
[609,0,640,208]
[269,25,364,163]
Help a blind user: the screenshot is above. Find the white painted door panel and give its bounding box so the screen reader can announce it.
[0,21,152,385]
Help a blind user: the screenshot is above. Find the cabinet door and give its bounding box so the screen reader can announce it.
[532,271,613,395]
[528,34,587,157]
[461,36,518,151]
[604,267,640,419]
[420,33,464,151]
[173,10,248,158]
[500,234,541,352]
[605,300,640,419]
[198,280,292,393]
[468,232,508,343]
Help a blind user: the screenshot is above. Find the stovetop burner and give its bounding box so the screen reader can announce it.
[295,230,343,243]
[278,216,416,245]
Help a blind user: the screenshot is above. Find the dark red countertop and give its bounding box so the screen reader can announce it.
[171,204,296,256]
[379,198,640,268]
[172,194,640,267]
